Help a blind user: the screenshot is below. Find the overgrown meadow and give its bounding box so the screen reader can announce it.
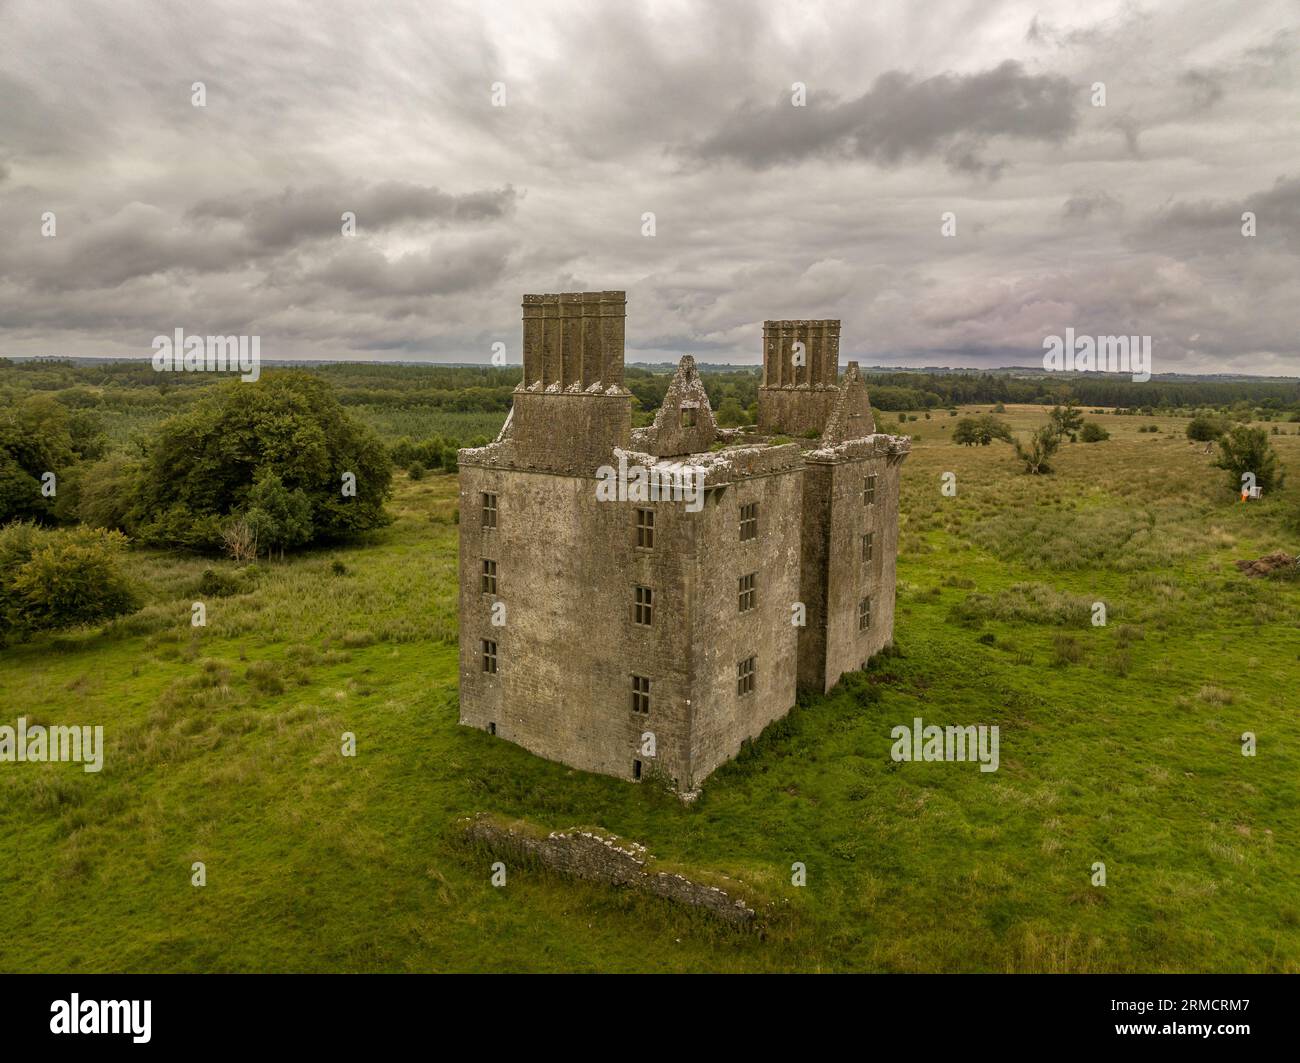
[1,390,1297,972]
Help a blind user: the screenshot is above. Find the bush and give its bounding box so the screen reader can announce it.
[0,523,137,643]
[1187,414,1227,442]
[408,462,425,481]
[1214,425,1283,493]
[953,415,1012,446]
[196,567,247,598]
[1080,422,1110,443]
[1013,426,1061,475]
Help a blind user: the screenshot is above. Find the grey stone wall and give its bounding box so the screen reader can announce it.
[688,466,803,784]
[458,463,697,785]
[757,385,841,437]
[461,814,758,927]
[802,434,910,693]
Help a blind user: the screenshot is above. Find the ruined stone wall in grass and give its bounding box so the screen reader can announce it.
[461,813,759,928]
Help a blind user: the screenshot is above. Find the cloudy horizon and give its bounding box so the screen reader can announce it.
[1,0,1297,376]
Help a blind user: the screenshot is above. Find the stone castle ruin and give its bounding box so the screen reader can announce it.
[458,292,910,790]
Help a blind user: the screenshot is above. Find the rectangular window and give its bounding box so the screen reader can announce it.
[739,502,758,542]
[633,759,643,781]
[481,639,497,674]
[737,655,755,696]
[862,532,874,563]
[738,572,756,613]
[481,492,497,528]
[631,675,651,714]
[863,474,877,506]
[636,508,655,549]
[859,597,871,631]
[634,585,654,626]
[481,558,497,595]
[680,407,697,428]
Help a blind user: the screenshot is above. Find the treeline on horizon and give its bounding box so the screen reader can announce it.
[3,356,1300,422]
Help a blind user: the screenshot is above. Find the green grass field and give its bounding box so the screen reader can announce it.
[1,405,1297,972]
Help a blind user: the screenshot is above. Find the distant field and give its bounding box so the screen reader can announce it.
[0,403,1297,972]
[348,406,507,443]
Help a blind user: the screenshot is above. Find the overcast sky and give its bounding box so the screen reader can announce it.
[1,0,1297,374]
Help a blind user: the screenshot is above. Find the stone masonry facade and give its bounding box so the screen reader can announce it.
[458,292,909,791]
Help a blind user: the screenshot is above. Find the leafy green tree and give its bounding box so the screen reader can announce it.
[1049,401,1085,442]
[243,469,313,559]
[1214,426,1283,493]
[130,373,391,551]
[716,397,748,427]
[64,455,140,531]
[1013,426,1061,475]
[0,395,77,523]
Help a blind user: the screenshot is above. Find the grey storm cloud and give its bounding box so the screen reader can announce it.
[0,0,1297,373]
[1180,70,1225,111]
[188,183,517,251]
[1133,176,1300,256]
[681,61,1078,173]
[1063,189,1123,222]
[307,240,512,297]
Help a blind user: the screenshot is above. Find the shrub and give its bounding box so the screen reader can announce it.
[954,415,1013,446]
[408,461,425,481]
[1079,422,1110,443]
[1214,425,1283,493]
[196,568,245,598]
[1013,426,1061,475]
[0,523,137,643]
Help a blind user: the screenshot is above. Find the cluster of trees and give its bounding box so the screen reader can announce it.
[854,367,1300,414]
[1012,402,1109,475]
[390,433,490,477]
[127,373,393,553]
[950,403,1109,472]
[4,372,394,561]
[0,395,107,524]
